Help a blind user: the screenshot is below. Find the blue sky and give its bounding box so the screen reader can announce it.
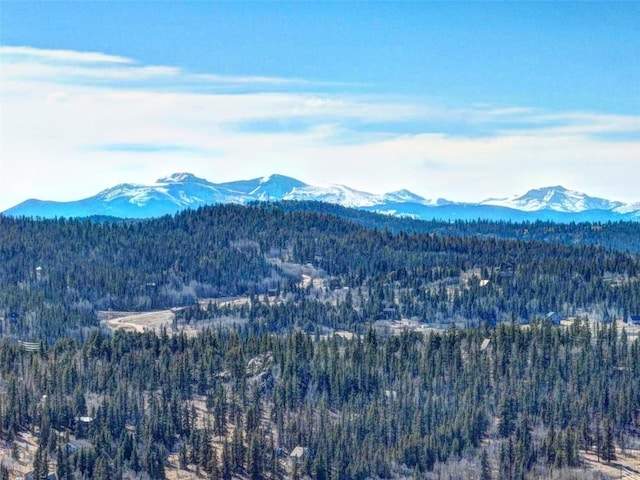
[1,1,639,210]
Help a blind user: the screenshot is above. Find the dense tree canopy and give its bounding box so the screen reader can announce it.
[1,204,638,341]
[1,203,639,478]
[0,319,638,478]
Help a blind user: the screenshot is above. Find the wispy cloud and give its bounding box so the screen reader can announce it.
[1,46,639,211]
[1,46,323,91]
[1,45,133,64]
[86,143,216,156]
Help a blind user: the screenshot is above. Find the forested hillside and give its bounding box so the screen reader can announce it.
[1,204,640,479]
[1,204,639,342]
[274,201,640,253]
[1,321,639,479]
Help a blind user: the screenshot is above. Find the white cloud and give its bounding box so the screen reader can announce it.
[1,46,639,212]
[0,45,133,64]
[0,46,326,88]
[195,73,311,86]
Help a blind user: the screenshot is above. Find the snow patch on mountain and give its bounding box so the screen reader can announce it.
[284,184,381,207]
[98,184,159,204]
[480,186,624,213]
[613,202,640,215]
[157,172,208,184]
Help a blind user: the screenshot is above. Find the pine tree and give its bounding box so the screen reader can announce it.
[32,445,49,480]
[56,443,71,480]
[602,421,616,463]
[145,444,166,479]
[221,441,233,480]
[480,448,491,480]
[213,383,228,438]
[499,439,514,480]
[231,426,245,472]
[178,443,188,469]
[247,434,263,480]
[498,395,516,438]
[514,416,535,471]
[207,449,219,480]
[94,454,110,480]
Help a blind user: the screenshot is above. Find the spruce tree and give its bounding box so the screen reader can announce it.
[480,448,491,480]
[602,421,616,463]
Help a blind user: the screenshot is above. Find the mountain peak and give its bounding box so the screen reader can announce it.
[523,185,569,196]
[260,174,275,184]
[258,174,307,187]
[383,189,427,204]
[482,185,623,213]
[3,174,639,221]
[156,173,208,184]
[260,173,291,183]
[216,174,307,199]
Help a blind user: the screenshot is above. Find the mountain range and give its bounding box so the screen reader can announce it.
[4,172,639,222]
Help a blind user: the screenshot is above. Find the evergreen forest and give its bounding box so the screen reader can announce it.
[1,203,640,479]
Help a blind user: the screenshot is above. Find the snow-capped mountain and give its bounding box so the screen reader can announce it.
[480,186,624,213]
[3,174,639,222]
[2,173,435,219]
[282,184,384,208]
[613,202,640,215]
[218,174,307,200]
[382,189,449,206]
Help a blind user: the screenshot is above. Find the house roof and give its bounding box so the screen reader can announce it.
[290,446,308,458]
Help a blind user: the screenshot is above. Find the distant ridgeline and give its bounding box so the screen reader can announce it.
[4,172,640,222]
[271,200,640,253]
[1,202,639,341]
